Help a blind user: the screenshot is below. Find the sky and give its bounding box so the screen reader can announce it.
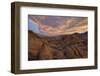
[28,15,88,36]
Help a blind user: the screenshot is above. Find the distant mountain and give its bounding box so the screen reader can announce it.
[28,30,88,60]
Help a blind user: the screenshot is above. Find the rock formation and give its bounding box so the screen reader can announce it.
[28,31,88,60]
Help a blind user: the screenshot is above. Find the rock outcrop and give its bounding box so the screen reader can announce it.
[28,31,88,60]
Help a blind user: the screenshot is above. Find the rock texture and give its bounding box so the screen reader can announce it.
[28,31,88,60]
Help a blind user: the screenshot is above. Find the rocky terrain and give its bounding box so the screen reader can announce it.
[28,30,88,60]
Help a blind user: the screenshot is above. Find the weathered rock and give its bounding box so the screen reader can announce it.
[28,31,43,60]
[28,30,88,60]
[38,44,54,60]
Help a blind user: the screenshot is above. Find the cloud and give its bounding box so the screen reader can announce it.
[28,15,88,36]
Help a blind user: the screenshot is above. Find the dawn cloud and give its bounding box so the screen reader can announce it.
[28,15,88,36]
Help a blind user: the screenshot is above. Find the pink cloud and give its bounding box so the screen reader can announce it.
[28,15,88,36]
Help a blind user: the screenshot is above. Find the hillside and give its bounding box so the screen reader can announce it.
[28,30,88,60]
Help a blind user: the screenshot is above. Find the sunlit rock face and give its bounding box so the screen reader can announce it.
[28,15,88,36]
